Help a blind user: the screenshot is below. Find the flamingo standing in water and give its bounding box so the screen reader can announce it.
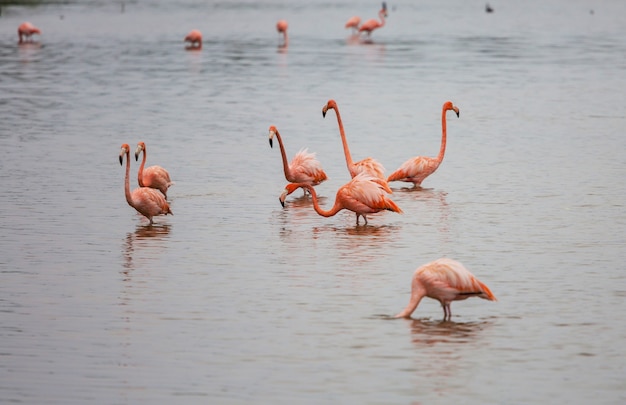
[322,99,386,180]
[268,125,328,199]
[120,144,172,224]
[184,29,202,50]
[395,258,496,321]
[387,101,460,188]
[17,22,41,43]
[345,16,361,34]
[358,2,387,37]
[135,141,173,199]
[276,20,288,48]
[280,172,402,225]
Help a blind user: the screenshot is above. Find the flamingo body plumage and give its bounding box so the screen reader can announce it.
[387,101,459,187]
[358,3,387,36]
[276,20,288,47]
[184,29,202,50]
[280,172,401,225]
[345,16,361,33]
[395,258,496,320]
[120,144,172,224]
[322,99,386,181]
[269,125,328,197]
[135,141,173,199]
[18,22,41,43]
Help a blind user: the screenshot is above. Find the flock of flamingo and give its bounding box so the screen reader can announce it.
[17,4,496,320]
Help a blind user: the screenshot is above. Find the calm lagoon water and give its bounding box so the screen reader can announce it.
[1,0,626,403]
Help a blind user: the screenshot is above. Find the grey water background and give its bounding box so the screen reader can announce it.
[1,0,626,403]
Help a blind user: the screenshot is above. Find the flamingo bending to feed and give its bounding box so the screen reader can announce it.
[18,22,41,43]
[345,16,361,34]
[280,172,402,225]
[135,141,173,199]
[322,99,386,180]
[120,144,172,224]
[387,101,460,188]
[184,29,202,50]
[395,258,496,321]
[276,20,288,48]
[268,125,328,198]
[358,2,387,37]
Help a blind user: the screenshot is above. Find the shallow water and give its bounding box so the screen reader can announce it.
[1,0,626,403]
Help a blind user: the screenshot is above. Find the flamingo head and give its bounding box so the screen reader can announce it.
[279,183,307,207]
[119,144,130,165]
[443,101,460,118]
[268,125,278,148]
[322,99,337,118]
[135,141,146,161]
[381,2,388,16]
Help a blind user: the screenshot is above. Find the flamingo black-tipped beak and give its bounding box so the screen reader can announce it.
[322,109,327,118]
[280,197,285,208]
[269,137,273,148]
[134,152,139,161]
[119,155,123,165]
[456,111,460,118]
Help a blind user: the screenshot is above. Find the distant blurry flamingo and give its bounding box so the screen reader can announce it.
[276,20,288,48]
[120,144,172,224]
[395,258,496,321]
[280,172,402,225]
[322,99,386,180]
[268,125,328,198]
[387,101,459,188]
[345,16,361,34]
[358,2,387,37]
[135,141,173,199]
[17,22,41,43]
[184,29,202,50]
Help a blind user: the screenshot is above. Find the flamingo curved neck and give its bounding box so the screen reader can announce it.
[274,130,293,181]
[378,10,386,27]
[437,107,449,163]
[123,152,134,208]
[395,282,425,318]
[138,150,147,186]
[331,107,355,172]
[305,184,343,218]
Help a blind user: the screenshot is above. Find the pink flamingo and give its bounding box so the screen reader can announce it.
[17,22,41,44]
[395,258,496,321]
[387,101,460,188]
[322,99,386,180]
[345,16,361,34]
[134,141,173,199]
[184,29,202,50]
[276,20,288,48]
[358,2,387,37]
[280,172,402,225]
[269,125,328,198]
[119,144,172,224]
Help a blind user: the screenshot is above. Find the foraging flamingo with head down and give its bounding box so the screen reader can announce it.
[17,22,41,44]
[120,144,172,225]
[276,20,288,48]
[345,16,361,34]
[358,2,387,37]
[135,141,173,199]
[387,101,459,188]
[395,258,496,321]
[322,99,386,180]
[268,125,328,199]
[184,29,202,50]
[280,172,402,225]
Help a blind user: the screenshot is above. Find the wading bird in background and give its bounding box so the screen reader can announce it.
[276,20,288,48]
[358,2,387,37]
[345,16,361,34]
[395,258,496,321]
[322,99,386,180]
[184,29,202,50]
[268,125,328,199]
[280,172,402,225]
[17,22,41,43]
[120,144,172,224]
[387,101,459,188]
[135,142,173,199]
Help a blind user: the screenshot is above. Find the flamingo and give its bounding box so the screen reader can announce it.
[387,101,460,188]
[134,141,173,199]
[268,125,328,198]
[395,258,497,321]
[119,144,172,224]
[322,99,386,180]
[280,172,402,225]
[345,16,361,34]
[184,29,202,50]
[358,2,387,37]
[276,20,288,48]
[17,22,41,44]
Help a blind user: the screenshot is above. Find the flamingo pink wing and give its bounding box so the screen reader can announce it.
[289,149,328,185]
